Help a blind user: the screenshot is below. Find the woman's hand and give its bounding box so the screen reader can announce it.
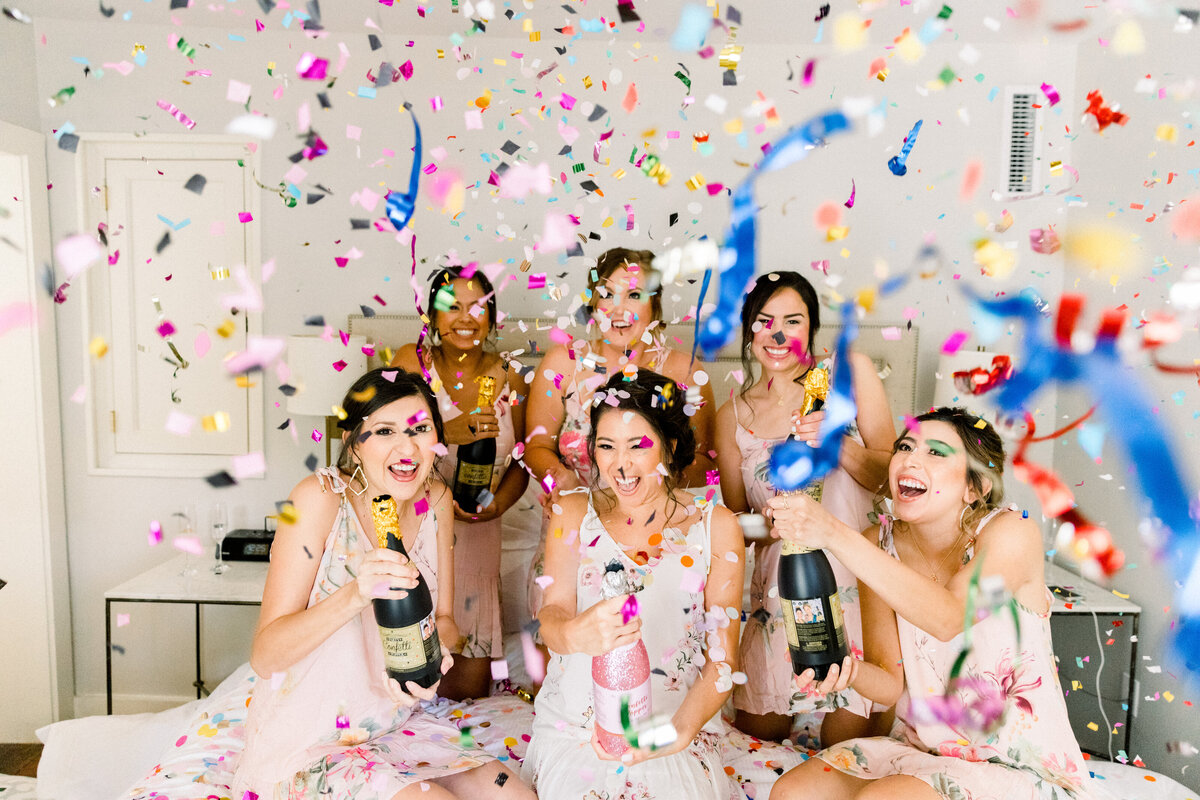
[589,726,686,766]
[792,655,858,697]
[383,645,455,707]
[790,408,826,447]
[538,464,582,510]
[453,499,502,523]
[354,547,421,609]
[443,410,500,447]
[565,595,641,656]
[766,491,844,551]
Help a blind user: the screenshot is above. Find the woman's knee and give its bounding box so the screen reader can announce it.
[772,756,861,800]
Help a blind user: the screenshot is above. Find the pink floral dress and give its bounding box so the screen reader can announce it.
[816,511,1093,800]
[522,497,739,800]
[230,468,495,799]
[728,390,876,730]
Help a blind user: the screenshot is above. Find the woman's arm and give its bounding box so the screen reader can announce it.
[768,498,1045,642]
[714,399,750,515]
[523,345,577,489]
[849,527,905,706]
[430,482,460,648]
[491,370,531,514]
[250,476,420,677]
[836,351,895,493]
[669,506,745,747]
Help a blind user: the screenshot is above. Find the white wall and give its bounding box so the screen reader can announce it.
[1061,16,1200,788]
[6,0,1193,785]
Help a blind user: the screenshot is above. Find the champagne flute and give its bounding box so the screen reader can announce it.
[176,504,198,577]
[210,503,230,574]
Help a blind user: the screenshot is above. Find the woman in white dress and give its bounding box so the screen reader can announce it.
[522,369,745,800]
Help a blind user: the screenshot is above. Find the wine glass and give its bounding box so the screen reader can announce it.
[176,504,198,577]
[210,503,230,575]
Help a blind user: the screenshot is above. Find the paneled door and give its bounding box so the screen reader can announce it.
[80,138,263,475]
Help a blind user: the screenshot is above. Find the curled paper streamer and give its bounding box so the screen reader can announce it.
[697,110,852,356]
[952,355,1013,396]
[1029,226,1061,254]
[156,99,197,129]
[1082,90,1129,132]
[969,291,1198,670]
[385,112,423,233]
[844,178,856,208]
[887,119,923,176]
[768,303,858,491]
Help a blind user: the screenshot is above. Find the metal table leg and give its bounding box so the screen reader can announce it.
[105,598,113,715]
[194,603,204,699]
[1125,612,1139,755]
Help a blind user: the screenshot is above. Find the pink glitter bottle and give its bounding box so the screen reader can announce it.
[592,567,652,757]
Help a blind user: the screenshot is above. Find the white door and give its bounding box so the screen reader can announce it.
[0,121,73,739]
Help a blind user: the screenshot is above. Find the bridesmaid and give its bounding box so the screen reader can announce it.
[523,247,717,661]
[522,369,743,799]
[769,408,1093,800]
[714,271,894,745]
[231,368,533,799]
[392,266,528,700]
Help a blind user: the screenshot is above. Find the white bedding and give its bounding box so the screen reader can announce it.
[18,662,1194,800]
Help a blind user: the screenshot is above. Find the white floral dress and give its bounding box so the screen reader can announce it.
[522,496,739,800]
[817,511,1093,800]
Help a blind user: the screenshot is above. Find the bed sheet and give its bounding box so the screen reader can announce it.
[29,662,1196,800]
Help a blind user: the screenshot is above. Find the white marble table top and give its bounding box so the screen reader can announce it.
[1045,560,1141,615]
[105,554,268,604]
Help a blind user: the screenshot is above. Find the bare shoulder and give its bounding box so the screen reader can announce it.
[661,347,706,384]
[707,502,739,534]
[286,474,342,541]
[556,489,591,520]
[716,396,737,426]
[847,350,882,380]
[392,343,425,372]
[978,509,1040,547]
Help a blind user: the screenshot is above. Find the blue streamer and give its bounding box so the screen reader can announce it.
[768,303,859,492]
[969,291,1200,672]
[385,112,423,232]
[697,111,852,358]
[887,118,923,176]
[688,266,713,369]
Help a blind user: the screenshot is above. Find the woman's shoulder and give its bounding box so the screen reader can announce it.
[555,489,592,521]
[659,347,706,385]
[977,507,1039,542]
[287,473,344,535]
[538,342,577,374]
[392,342,426,372]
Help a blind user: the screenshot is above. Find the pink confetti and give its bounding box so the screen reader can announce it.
[844,178,856,208]
[164,410,195,436]
[638,435,654,449]
[560,93,577,110]
[679,570,705,594]
[881,326,903,341]
[521,630,546,682]
[490,660,509,681]
[296,52,329,80]
[0,302,35,337]
[173,536,204,556]
[148,520,163,546]
[156,321,176,338]
[117,613,131,627]
[802,58,816,85]
[156,99,197,129]
[430,96,443,112]
[312,429,323,443]
[238,212,254,223]
[621,82,639,113]
[381,370,399,382]
[399,60,414,80]
[1040,81,1061,106]
[232,451,266,479]
[941,331,969,354]
[624,203,635,231]
[414,497,429,516]
[332,359,348,372]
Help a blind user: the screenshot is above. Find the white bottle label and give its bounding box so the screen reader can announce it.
[593,678,652,733]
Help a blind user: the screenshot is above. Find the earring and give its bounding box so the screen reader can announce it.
[349,464,369,496]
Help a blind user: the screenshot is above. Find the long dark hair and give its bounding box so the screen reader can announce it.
[335,368,445,476]
[889,406,1006,536]
[738,271,821,394]
[587,246,663,327]
[587,369,696,514]
[426,265,497,346]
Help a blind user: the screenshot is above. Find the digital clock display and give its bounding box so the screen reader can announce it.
[243,542,270,556]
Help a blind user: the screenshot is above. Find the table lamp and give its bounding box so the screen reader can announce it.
[286,334,368,466]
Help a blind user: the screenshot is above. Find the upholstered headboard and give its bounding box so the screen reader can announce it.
[347,314,920,416]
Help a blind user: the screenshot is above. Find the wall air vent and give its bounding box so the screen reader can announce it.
[1002,87,1043,196]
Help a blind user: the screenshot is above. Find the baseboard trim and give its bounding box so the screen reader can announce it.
[73,693,195,718]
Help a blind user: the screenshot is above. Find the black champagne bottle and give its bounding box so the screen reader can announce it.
[371,495,442,689]
[452,375,497,511]
[777,367,847,681]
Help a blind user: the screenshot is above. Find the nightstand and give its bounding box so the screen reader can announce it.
[1045,561,1141,758]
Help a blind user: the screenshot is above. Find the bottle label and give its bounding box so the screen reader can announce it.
[781,593,845,654]
[593,677,652,734]
[378,610,439,671]
[455,460,493,487]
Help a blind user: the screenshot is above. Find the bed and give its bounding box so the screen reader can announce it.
[9,661,1195,800]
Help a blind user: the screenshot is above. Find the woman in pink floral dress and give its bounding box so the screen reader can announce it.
[767,408,1093,800]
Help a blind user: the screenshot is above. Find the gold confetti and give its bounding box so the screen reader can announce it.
[582,75,592,88]
[210,266,230,280]
[855,287,876,312]
[723,118,743,135]
[528,32,541,42]
[202,412,231,432]
[235,376,256,388]
[1050,161,1063,176]
[331,404,348,421]
[825,225,849,242]
[719,44,742,70]
[1156,124,1178,143]
[685,173,706,191]
[216,319,236,338]
[89,336,108,358]
[876,67,889,82]
[278,502,299,525]
[601,216,615,228]
[350,386,377,403]
[611,168,627,179]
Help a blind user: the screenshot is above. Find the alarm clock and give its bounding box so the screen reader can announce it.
[221,529,275,561]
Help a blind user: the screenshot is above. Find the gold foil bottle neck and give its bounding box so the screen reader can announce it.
[476,375,497,409]
[781,539,816,556]
[371,494,400,550]
[801,366,829,416]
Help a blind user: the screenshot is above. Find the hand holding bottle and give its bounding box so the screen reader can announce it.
[382,644,455,706]
[354,547,421,608]
[567,595,642,656]
[789,408,825,447]
[792,654,858,697]
[766,491,843,551]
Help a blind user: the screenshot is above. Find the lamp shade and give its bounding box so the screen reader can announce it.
[932,349,1010,411]
[285,335,368,416]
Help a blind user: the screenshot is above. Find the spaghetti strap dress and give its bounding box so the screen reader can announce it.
[521,497,739,800]
[728,386,877,731]
[230,468,495,799]
[816,509,1093,800]
[428,361,516,660]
